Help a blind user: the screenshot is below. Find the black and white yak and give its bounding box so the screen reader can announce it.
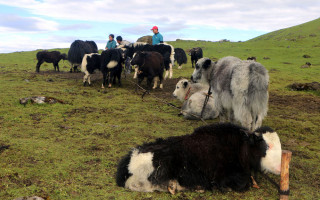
[122,42,174,79]
[191,56,269,131]
[131,51,164,89]
[116,123,282,193]
[81,53,101,86]
[67,40,98,72]
[174,48,187,69]
[100,49,124,88]
[188,47,203,68]
[36,50,67,72]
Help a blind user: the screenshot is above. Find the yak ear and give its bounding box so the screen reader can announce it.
[203,59,212,69]
[183,81,188,88]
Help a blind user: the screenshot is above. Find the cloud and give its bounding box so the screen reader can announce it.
[0,14,59,32]
[0,0,320,53]
[59,23,93,31]
[0,0,319,32]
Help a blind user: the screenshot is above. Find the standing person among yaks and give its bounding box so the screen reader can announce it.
[116,36,130,46]
[151,26,163,45]
[105,34,117,50]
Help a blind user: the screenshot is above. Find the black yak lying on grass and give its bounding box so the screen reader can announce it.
[116,123,281,194]
[68,40,98,72]
[36,50,67,72]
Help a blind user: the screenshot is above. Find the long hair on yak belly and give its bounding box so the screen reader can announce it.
[68,40,98,64]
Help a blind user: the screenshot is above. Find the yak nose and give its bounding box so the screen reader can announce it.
[190,76,193,81]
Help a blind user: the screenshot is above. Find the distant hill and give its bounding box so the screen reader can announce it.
[248,18,320,46]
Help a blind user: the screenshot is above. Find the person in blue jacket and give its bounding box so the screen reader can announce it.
[151,26,163,45]
[105,34,116,50]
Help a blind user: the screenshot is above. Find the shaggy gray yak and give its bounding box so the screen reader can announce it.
[191,56,269,131]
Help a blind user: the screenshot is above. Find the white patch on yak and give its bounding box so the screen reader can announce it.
[132,53,138,79]
[164,70,169,80]
[125,149,159,192]
[81,53,98,84]
[169,63,173,79]
[260,131,282,175]
[133,42,147,48]
[133,67,138,79]
[153,77,159,89]
[107,61,118,69]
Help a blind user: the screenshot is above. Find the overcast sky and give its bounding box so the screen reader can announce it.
[0,0,319,53]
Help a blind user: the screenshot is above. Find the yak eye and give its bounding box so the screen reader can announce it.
[266,144,269,150]
[177,86,179,89]
[195,64,199,69]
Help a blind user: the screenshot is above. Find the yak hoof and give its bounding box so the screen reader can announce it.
[251,176,260,189]
[160,84,163,89]
[108,84,112,88]
[178,66,182,69]
[168,180,177,195]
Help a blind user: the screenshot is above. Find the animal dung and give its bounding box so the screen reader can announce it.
[19,96,65,106]
[300,62,311,68]
[302,54,311,58]
[288,82,320,91]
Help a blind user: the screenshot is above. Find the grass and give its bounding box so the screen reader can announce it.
[0,19,320,199]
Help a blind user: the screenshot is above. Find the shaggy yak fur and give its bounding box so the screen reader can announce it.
[173,79,216,120]
[122,42,174,79]
[116,123,282,193]
[100,49,124,88]
[188,47,203,68]
[174,48,187,69]
[173,79,209,102]
[131,51,165,89]
[191,56,269,131]
[67,40,98,72]
[36,50,67,72]
[80,53,101,86]
[181,92,218,120]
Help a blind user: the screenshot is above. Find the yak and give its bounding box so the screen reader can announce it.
[116,123,281,194]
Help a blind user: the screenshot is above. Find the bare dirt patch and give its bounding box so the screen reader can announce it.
[269,92,320,114]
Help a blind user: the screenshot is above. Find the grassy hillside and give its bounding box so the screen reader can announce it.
[0,20,320,199]
[249,17,320,48]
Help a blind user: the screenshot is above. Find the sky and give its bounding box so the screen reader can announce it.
[0,0,319,53]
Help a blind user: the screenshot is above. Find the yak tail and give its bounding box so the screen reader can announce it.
[248,63,269,130]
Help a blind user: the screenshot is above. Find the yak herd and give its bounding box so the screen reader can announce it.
[35,39,282,195]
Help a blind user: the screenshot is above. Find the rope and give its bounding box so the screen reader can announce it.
[200,81,212,118]
[126,79,208,125]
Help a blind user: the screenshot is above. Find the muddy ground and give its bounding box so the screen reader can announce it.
[34,70,320,115]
